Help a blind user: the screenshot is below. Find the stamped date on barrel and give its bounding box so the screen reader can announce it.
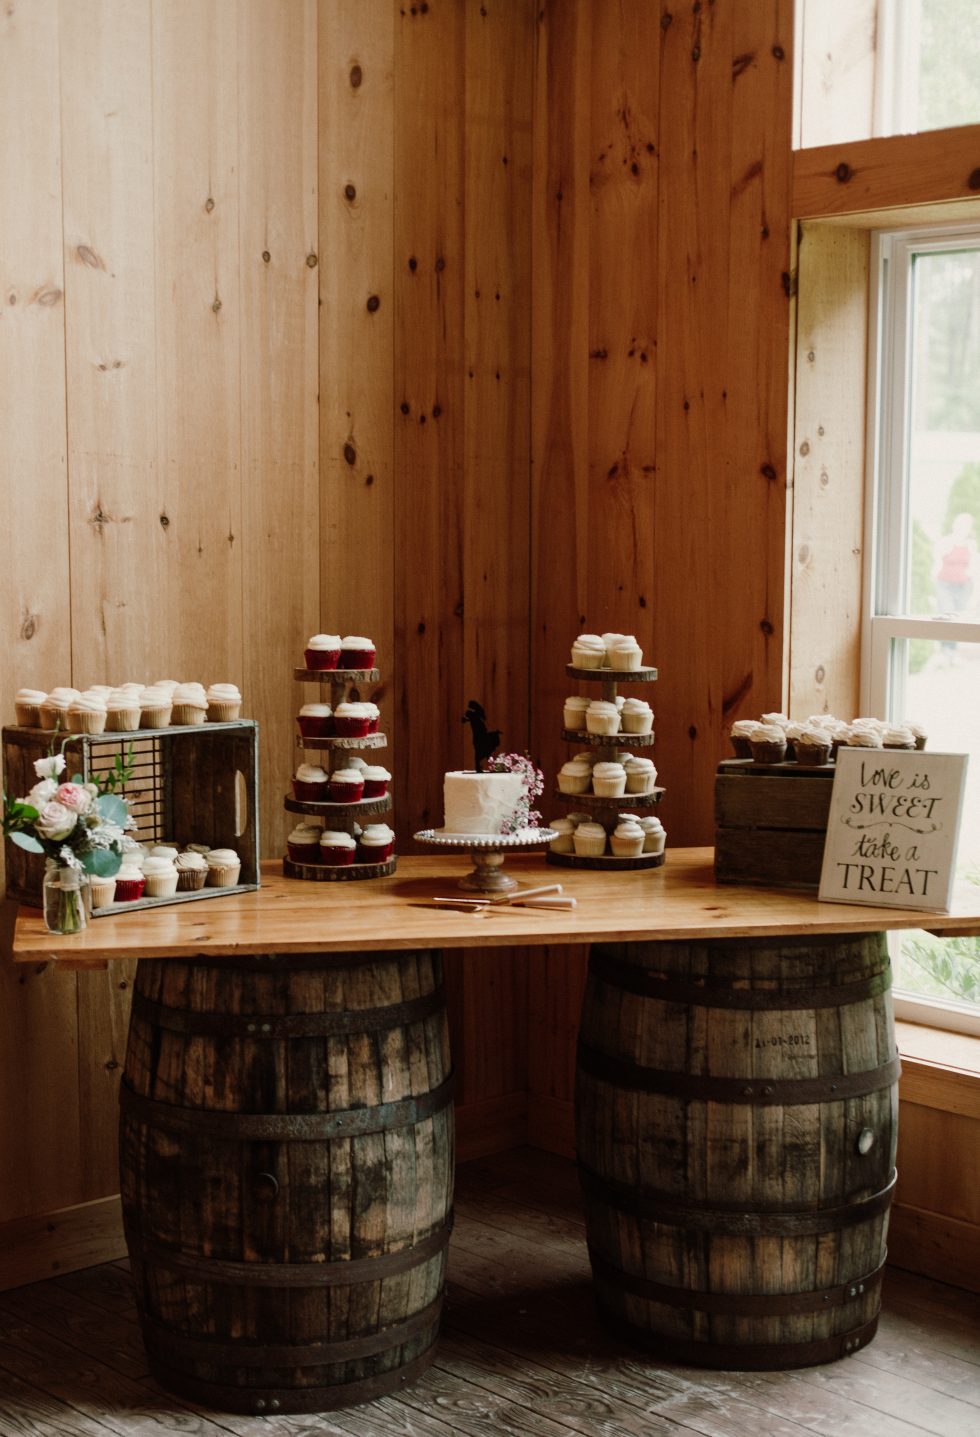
[755,1033,811,1048]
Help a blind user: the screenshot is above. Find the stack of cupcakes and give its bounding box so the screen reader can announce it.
[727,711,926,766]
[12,680,243,733]
[283,632,396,881]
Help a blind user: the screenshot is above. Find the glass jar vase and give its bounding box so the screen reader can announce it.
[42,862,91,935]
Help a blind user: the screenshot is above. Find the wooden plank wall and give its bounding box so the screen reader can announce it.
[527,0,794,1144]
[0,0,318,1253]
[1,0,795,1279]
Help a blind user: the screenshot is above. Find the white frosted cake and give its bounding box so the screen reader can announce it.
[443,770,526,835]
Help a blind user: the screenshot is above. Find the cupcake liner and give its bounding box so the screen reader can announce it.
[298,716,334,739]
[621,714,653,735]
[329,780,364,803]
[207,701,241,722]
[107,707,141,732]
[90,878,117,908]
[14,702,41,727]
[795,741,830,767]
[207,862,242,887]
[358,840,394,864]
[319,846,355,866]
[585,717,620,736]
[571,650,604,669]
[625,774,653,794]
[293,780,330,802]
[287,842,322,866]
[573,831,607,857]
[334,718,371,737]
[176,867,208,891]
[339,647,375,669]
[171,704,207,726]
[362,779,389,799]
[563,709,588,732]
[304,647,340,670]
[140,705,172,729]
[610,650,642,670]
[114,876,146,902]
[750,740,786,764]
[593,777,626,798]
[39,705,67,731]
[549,834,576,854]
[557,775,591,795]
[73,711,108,735]
[730,737,753,759]
[644,833,666,856]
[368,715,380,734]
[610,836,644,858]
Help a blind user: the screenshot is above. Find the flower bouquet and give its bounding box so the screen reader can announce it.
[3,746,135,933]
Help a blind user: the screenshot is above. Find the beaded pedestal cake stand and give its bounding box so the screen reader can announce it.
[414,827,557,894]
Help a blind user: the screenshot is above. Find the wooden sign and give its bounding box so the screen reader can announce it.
[818,749,969,912]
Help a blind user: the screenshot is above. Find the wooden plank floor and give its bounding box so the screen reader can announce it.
[0,1148,978,1437]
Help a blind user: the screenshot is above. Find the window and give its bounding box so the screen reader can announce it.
[866,226,980,1034]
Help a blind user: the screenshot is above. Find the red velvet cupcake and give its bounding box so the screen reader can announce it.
[329,768,365,803]
[114,866,146,902]
[303,633,342,670]
[333,702,372,737]
[339,635,376,669]
[363,703,380,734]
[287,822,324,864]
[361,765,391,798]
[292,764,329,802]
[297,703,333,739]
[357,824,395,864]
[319,831,356,866]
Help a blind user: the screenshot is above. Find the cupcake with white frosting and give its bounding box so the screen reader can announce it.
[883,725,915,750]
[106,690,141,732]
[170,682,207,726]
[571,634,605,669]
[903,719,927,751]
[563,695,590,732]
[139,686,173,729]
[608,635,643,671]
[621,698,653,735]
[329,767,365,802]
[286,824,323,866]
[304,633,341,671]
[573,821,607,857]
[142,855,179,899]
[206,847,241,886]
[548,818,576,854]
[794,726,831,766]
[624,755,657,794]
[749,723,786,764]
[610,816,645,858]
[558,758,593,795]
[14,689,46,727]
[206,683,241,722]
[175,850,210,889]
[68,693,107,735]
[114,862,146,902]
[39,689,75,731]
[845,726,883,749]
[293,763,329,802]
[358,823,395,863]
[641,816,666,855]
[729,719,757,758]
[298,702,333,738]
[585,700,620,737]
[592,761,627,798]
[334,701,372,737]
[339,635,376,669]
[362,765,391,798]
[319,830,356,866]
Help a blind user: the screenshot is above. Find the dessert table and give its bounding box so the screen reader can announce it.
[11,851,980,1408]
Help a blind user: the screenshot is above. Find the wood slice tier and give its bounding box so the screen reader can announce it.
[295,732,388,751]
[565,664,658,682]
[547,849,666,870]
[552,787,665,810]
[284,794,392,818]
[293,667,380,683]
[282,856,397,881]
[562,729,655,747]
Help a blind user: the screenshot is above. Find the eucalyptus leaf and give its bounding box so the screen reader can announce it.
[10,831,45,853]
[95,793,128,826]
[83,848,122,878]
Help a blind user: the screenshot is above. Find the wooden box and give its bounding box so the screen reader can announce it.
[3,721,260,914]
[714,757,835,888]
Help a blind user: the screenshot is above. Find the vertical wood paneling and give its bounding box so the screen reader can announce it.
[796,0,878,150]
[241,0,319,860]
[319,0,396,786]
[393,0,466,835]
[152,0,242,684]
[61,0,160,683]
[790,223,870,721]
[0,0,73,1224]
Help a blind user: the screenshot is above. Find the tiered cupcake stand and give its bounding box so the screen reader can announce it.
[548,663,665,869]
[282,663,396,881]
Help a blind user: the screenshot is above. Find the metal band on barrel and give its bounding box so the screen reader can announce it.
[577,1044,900,1105]
[587,951,890,1009]
[588,1248,886,1314]
[144,1293,444,1366]
[119,1071,454,1140]
[125,1211,452,1287]
[578,1165,897,1232]
[130,985,445,1038]
[597,1308,880,1370]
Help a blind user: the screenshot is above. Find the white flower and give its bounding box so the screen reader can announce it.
[33,754,66,780]
[35,801,78,842]
[26,779,57,810]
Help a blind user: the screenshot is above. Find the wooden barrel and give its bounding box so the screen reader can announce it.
[119,949,453,1414]
[575,933,898,1369]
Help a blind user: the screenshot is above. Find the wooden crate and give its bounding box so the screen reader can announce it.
[2,722,260,913]
[714,757,835,888]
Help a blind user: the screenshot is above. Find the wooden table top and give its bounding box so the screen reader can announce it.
[10,849,980,968]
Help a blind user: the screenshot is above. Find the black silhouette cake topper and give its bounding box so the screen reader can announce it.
[462,700,501,772]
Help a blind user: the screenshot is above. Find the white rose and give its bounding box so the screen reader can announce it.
[26,779,57,810]
[33,754,66,780]
[35,801,78,842]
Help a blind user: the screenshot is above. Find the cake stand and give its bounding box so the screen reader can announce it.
[413,828,558,894]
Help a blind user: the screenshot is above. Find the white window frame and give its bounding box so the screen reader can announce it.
[864,223,980,1037]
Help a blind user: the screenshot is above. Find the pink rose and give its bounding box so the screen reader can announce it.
[55,783,93,814]
[35,801,78,842]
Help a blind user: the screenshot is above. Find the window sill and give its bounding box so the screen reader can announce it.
[897,1020,980,1120]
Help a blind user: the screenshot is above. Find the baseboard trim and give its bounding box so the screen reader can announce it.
[887,1202,980,1294]
[527,1094,575,1159]
[0,1195,126,1292]
[455,1091,528,1162]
